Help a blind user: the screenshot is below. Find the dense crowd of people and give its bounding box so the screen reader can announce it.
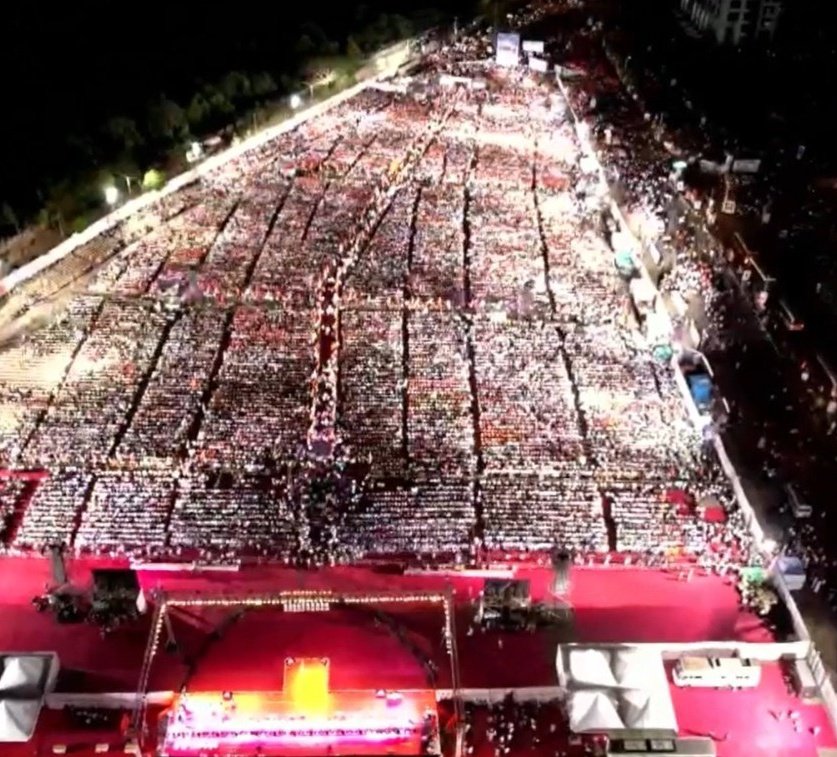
[553,9,837,613]
[0,17,761,580]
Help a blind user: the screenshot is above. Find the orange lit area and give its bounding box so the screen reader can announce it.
[160,657,440,756]
[286,657,330,714]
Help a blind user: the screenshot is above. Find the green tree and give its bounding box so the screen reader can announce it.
[65,132,98,166]
[251,71,278,98]
[104,116,144,153]
[299,22,330,53]
[202,85,234,118]
[479,0,507,26]
[391,14,413,39]
[142,169,166,191]
[347,36,363,59]
[147,97,188,143]
[187,92,211,128]
[354,4,370,24]
[295,34,316,57]
[39,180,75,238]
[1,202,20,234]
[220,71,251,103]
[71,213,92,234]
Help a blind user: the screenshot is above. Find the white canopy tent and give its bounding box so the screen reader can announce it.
[557,644,678,736]
[0,699,41,742]
[570,690,623,733]
[612,648,657,690]
[0,656,48,697]
[568,648,617,688]
[0,653,59,743]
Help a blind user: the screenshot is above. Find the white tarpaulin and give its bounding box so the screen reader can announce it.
[731,158,761,174]
[621,689,658,729]
[612,649,655,689]
[570,691,623,732]
[568,649,616,688]
[559,645,679,735]
[0,657,46,697]
[522,40,545,53]
[0,699,40,742]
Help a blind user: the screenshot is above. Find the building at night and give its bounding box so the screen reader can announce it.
[680,0,782,44]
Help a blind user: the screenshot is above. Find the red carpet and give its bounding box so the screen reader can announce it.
[0,557,773,695]
[670,661,837,757]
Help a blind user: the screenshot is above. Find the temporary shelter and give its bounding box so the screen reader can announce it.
[557,644,678,736]
[0,699,41,742]
[0,656,48,698]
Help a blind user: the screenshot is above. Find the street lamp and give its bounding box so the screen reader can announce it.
[290,93,303,110]
[103,185,119,207]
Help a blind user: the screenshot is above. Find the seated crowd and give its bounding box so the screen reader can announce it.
[0,29,760,579]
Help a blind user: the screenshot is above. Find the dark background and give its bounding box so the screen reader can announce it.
[0,0,477,225]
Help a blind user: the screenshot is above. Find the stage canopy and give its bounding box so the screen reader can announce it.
[0,654,59,743]
[557,645,678,736]
[0,699,40,742]
[0,657,47,698]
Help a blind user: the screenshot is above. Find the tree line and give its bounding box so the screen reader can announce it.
[0,3,477,245]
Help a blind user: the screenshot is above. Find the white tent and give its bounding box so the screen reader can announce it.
[620,689,656,729]
[0,657,46,697]
[570,690,623,733]
[0,699,40,742]
[559,645,679,735]
[568,648,616,688]
[612,649,654,690]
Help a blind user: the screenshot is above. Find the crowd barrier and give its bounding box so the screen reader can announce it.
[559,639,808,665]
[50,687,567,711]
[0,42,418,300]
[555,69,837,736]
[47,691,172,709]
[436,687,563,703]
[131,561,242,573]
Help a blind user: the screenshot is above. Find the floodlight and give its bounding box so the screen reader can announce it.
[103,186,119,206]
[290,94,303,110]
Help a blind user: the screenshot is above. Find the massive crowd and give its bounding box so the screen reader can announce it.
[0,22,759,576]
[554,10,837,613]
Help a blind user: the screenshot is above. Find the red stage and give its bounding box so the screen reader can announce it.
[0,557,776,695]
[160,658,439,756]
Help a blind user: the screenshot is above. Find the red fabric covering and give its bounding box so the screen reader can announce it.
[664,488,691,505]
[0,557,775,696]
[702,505,728,523]
[670,661,837,757]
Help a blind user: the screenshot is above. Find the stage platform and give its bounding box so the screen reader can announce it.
[0,557,775,695]
[159,658,439,756]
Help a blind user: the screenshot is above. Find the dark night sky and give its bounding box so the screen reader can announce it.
[0,1,469,209]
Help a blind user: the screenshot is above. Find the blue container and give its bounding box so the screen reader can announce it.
[688,374,712,408]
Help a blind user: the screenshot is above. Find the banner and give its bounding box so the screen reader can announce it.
[731,158,761,174]
[496,33,521,67]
